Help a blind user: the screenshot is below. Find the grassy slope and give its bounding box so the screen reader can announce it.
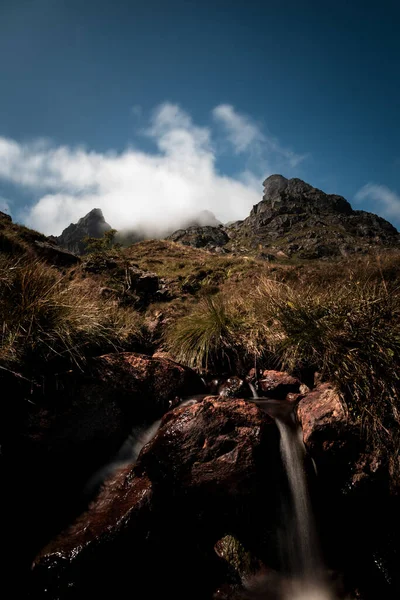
[1,217,400,460]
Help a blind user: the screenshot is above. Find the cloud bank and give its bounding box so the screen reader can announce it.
[0,103,307,236]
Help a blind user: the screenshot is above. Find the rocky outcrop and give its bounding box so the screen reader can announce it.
[166,175,400,259]
[226,175,400,259]
[0,353,204,595]
[82,255,165,307]
[296,383,400,598]
[0,210,11,222]
[56,208,112,254]
[167,224,229,250]
[34,240,80,267]
[31,398,283,599]
[111,210,221,247]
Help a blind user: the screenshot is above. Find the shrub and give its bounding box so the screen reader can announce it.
[84,229,121,254]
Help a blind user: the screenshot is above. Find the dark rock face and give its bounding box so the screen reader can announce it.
[0,210,12,222]
[226,175,400,259]
[168,224,229,250]
[56,208,112,254]
[31,398,283,599]
[83,256,162,306]
[114,210,221,247]
[0,353,203,595]
[34,240,80,266]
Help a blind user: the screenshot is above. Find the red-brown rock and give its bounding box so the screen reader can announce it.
[31,398,283,599]
[1,352,204,596]
[296,382,347,451]
[259,370,301,399]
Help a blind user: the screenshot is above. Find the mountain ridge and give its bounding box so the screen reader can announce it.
[52,174,400,260]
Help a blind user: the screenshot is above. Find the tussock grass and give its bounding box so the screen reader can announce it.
[0,257,145,370]
[165,295,244,370]
[252,277,400,441]
[167,257,400,450]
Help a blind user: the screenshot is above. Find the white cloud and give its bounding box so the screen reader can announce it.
[212,104,263,153]
[0,102,307,236]
[212,104,308,168]
[355,183,400,220]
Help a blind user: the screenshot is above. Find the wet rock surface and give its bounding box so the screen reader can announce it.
[3,366,399,600]
[31,398,283,599]
[0,353,203,595]
[296,383,400,599]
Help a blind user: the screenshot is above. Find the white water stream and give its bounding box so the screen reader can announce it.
[248,390,334,600]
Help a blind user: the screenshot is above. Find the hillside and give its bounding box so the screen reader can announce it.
[1,184,400,600]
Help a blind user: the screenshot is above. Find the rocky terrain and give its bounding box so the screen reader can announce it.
[168,175,400,259]
[1,177,400,599]
[54,175,400,260]
[55,208,112,254]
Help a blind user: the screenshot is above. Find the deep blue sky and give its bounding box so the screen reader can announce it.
[0,0,399,231]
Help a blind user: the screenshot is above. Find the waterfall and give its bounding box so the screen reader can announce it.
[83,396,203,500]
[276,416,318,578]
[83,418,161,500]
[248,381,259,399]
[246,398,334,599]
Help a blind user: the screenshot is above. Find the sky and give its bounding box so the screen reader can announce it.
[0,0,399,235]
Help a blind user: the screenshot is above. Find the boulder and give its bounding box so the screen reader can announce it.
[34,240,80,267]
[126,266,159,295]
[168,225,229,249]
[259,370,301,399]
[1,353,204,595]
[31,398,283,599]
[218,375,247,398]
[296,383,400,599]
[296,382,348,452]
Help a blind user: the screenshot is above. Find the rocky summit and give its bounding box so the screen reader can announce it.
[54,176,400,260]
[225,175,399,259]
[167,175,399,259]
[56,208,112,254]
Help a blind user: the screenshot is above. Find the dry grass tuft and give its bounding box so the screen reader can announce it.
[0,256,145,370]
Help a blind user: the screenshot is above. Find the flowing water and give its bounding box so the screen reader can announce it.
[83,396,203,500]
[83,418,162,499]
[247,392,334,599]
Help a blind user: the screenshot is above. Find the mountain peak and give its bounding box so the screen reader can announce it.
[226,175,399,259]
[57,208,111,254]
[262,174,289,198]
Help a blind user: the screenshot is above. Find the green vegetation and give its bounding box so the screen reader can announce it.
[84,229,122,253]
